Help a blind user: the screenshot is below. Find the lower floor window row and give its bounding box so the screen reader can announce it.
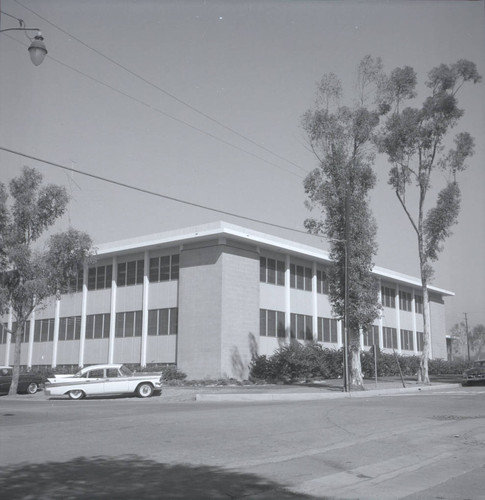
[0,309,178,343]
[259,311,338,343]
[364,326,423,352]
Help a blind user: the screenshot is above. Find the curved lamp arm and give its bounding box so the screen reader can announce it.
[0,11,48,66]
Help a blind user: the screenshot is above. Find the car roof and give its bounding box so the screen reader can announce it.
[0,366,12,369]
[79,364,123,372]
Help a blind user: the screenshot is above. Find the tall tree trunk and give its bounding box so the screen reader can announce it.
[349,332,365,390]
[418,275,431,385]
[8,331,22,396]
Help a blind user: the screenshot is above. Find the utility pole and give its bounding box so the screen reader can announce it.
[464,313,470,361]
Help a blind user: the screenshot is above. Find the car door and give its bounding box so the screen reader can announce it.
[0,368,12,393]
[83,368,106,395]
[105,367,132,395]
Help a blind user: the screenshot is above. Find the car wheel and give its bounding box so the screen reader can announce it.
[136,383,153,398]
[26,382,39,394]
[68,390,85,400]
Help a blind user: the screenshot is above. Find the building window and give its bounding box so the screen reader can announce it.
[383,327,398,349]
[117,260,144,287]
[317,317,338,343]
[400,329,414,351]
[87,265,112,291]
[149,255,180,283]
[115,310,143,337]
[260,257,285,286]
[290,313,313,340]
[417,331,424,351]
[58,316,81,341]
[415,295,423,314]
[260,309,285,337]
[147,308,178,336]
[290,264,312,291]
[33,318,54,343]
[399,291,412,312]
[85,313,110,340]
[0,323,8,344]
[63,268,84,294]
[363,325,380,347]
[316,269,329,294]
[381,286,396,308]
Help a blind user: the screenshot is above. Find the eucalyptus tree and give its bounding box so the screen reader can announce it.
[377,60,481,383]
[0,167,95,395]
[302,56,384,389]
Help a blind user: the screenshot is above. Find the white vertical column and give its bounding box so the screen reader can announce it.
[395,284,402,352]
[78,266,88,368]
[378,279,384,348]
[285,254,291,342]
[427,297,433,359]
[312,262,318,341]
[338,320,343,347]
[108,256,117,364]
[52,297,61,368]
[140,250,149,367]
[412,289,418,354]
[27,309,35,368]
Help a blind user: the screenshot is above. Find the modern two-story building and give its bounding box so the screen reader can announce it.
[0,221,453,379]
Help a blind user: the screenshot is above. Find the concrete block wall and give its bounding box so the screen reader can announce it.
[220,245,260,379]
[177,242,224,379]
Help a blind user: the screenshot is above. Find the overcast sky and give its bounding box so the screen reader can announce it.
[1,0,484,331]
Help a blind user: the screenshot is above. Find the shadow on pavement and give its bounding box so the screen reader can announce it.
[0,455,323,500]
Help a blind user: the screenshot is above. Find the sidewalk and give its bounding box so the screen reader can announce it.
[1,376,463,403]
[166,376,463,403]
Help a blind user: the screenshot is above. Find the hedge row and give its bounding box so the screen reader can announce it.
[249,342,471,382]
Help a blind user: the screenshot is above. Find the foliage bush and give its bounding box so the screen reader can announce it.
[249,342,472,382]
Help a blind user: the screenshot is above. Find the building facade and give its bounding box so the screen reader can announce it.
[0,221,453,379]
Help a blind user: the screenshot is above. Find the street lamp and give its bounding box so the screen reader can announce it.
[0,11,48,66]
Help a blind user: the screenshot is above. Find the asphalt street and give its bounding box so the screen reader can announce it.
[1,385,484,499]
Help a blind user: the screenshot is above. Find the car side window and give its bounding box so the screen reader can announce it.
[87,369,104,379]
[107,369,119,378]
[1,368,10,376]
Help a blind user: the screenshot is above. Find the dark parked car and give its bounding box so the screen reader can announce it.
[462,360,485,386]
[0,366,43,394]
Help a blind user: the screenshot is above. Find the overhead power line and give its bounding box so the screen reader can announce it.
[2,32,305,180]
[12,0,309,176]
[0,145,314,237]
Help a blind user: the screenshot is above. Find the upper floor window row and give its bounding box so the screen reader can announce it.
[65,269,84,293]
[382,286,423,314]
[290,264,312,291]
[415,295,423,314]
[88,265,113,291]
[149,255,179,283]
[399,291,412,312]
[381,286,396,308]
[260,258,329,294]
[260,257,285,286]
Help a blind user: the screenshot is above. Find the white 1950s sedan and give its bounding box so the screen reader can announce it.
[45,364,162,400]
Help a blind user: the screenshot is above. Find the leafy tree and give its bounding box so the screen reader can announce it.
[302,56,383,390]
[0,167,95,395]
[377,60,481,383]
[471,324,485,360]
[450,322,485,361]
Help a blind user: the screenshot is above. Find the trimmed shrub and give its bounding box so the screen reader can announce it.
[249,343,473,383]
[161,365,187,381]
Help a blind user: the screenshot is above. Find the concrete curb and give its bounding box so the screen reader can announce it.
[195,383,460,402]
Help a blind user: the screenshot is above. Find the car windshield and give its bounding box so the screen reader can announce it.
[119,365,133,377]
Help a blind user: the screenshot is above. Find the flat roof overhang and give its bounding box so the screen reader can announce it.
[95,221,454,297]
